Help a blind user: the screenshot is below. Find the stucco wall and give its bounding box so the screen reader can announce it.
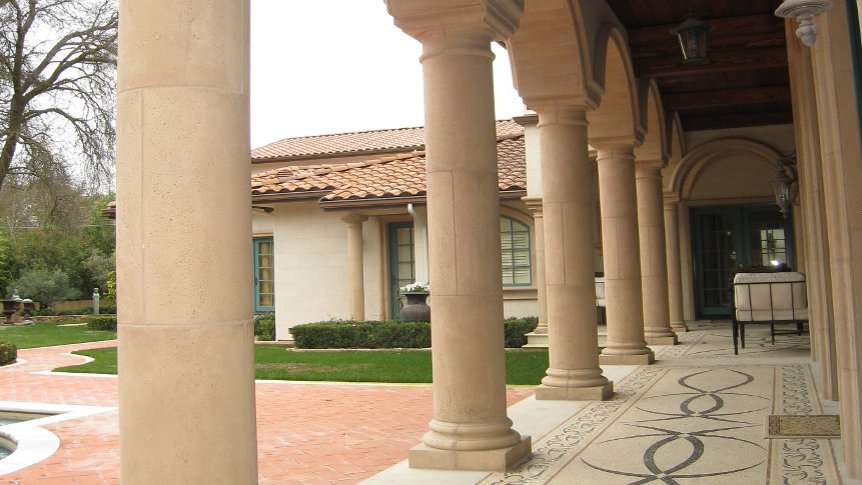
[252,202,384,339]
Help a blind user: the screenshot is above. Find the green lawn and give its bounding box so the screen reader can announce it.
[57,346,550,385]
[0,322,116,349]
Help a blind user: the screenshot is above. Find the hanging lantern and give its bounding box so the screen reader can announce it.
[770,169,798,217]
[670,16,712,65]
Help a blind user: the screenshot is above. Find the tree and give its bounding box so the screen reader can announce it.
[0,0,117,195]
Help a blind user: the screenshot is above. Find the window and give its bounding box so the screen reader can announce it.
[500,216,531,286]
[388,222,415,318]
[253,237,274,312]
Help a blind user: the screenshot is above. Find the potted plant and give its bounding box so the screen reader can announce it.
[399,282,430,323]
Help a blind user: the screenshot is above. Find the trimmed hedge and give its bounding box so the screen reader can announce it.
[255,313,275,341]
[504,317,539,348]
[291,320,431,349]
[0,341,17,366]
[87,316,117,331]
[291,317,539,349]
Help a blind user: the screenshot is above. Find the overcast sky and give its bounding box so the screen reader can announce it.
[249,0,527,148]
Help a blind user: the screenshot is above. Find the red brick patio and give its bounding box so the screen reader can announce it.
[0,341,531,484]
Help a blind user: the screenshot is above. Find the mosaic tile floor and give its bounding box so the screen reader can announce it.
[370,321,852,485]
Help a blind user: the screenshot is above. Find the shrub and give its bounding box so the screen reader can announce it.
[0,341,17,366]
[254,313,275,341]
[504,317,539,348]
[9,268,80,305]
[291,320,431,349]
[87,315,117,331]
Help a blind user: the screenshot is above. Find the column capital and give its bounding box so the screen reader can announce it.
[342,213,368,226]
[635,158,668,171]
[386,0,523,46]
[635,161,665,180]
[590,135,642,151]
[663,193,681,205]
[536,107,588,128]
[521,195,544,215]
[529,94,599,113]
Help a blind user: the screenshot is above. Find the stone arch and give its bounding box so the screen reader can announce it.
[587,23,643,143]
[507,0,600,108]
[662,112,686,193]
[634,79,669,163]
[667,138,782,201]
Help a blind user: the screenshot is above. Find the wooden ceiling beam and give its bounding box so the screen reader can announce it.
[681,110,794,131]
[664,86,791,110]
[634,46,788,78]
[627,13,785,47]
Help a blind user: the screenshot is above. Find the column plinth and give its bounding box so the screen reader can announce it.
[636,162,677,345]
[343,214,368,320]
[387,0,529,471]
[663,199,688,332]
[595,144,655,365]
[532,108,613,400]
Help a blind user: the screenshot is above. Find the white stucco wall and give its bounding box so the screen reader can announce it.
[252,201,385,340]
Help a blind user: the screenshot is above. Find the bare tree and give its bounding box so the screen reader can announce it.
[0,0,117,195]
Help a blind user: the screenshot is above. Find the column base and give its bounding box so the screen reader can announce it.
[671,322,689,332]
[645,335,678,346]
[408,436,532,472]
[535,381,614,401]
[599,352,655,365]
[523,332,549,348]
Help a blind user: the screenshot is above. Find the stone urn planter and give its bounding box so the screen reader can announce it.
[399,292,430,323]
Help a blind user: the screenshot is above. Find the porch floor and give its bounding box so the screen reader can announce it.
[0,321,857,484]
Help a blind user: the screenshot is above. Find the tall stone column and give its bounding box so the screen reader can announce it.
[535,108,613,399]
[636,162,677,345]
[663,198,688,332]
[386,0,530,471]
[521,196,548,335]
[116,0,257,483]
[343,214,368,320]
[595,144,655,365]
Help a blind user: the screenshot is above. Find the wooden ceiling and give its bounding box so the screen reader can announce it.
[605,0,791,132]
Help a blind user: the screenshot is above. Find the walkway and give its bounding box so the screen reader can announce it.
[0,322,855,484]
[0,340,530,484]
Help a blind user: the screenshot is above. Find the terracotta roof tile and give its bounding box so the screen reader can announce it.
[251,132,527,204]
[251,119,523,161]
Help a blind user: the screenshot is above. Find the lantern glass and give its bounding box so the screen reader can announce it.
[771,170,793,215]
[671,17,711,65]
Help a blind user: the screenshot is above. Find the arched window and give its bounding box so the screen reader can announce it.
[500,216,531,286]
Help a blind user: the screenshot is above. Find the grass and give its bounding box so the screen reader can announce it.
[56,346,550,385]
[0,321,116,349]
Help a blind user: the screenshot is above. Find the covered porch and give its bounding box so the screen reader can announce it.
[114,0,862,483]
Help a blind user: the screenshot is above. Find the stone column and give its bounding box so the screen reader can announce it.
[386,0,530,471]
[343,214,368,320]
[595,144,655,365]
[522,196,547,335]
[534,108,613,399]
[116,0,257,483]
[663,198,688,332]
[636,162,677,345]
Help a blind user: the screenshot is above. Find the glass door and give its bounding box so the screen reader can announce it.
[253,237,275,312]
[691,204,793,318]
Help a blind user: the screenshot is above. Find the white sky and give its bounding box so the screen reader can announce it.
[249,0,527,148]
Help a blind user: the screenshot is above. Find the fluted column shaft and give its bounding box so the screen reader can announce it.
[595,144,655,365]
[663,199,688,332]
[116,0,257,482]
[534,108,613,400]
[636,163,677,345]
[522,196,547,333]
[343,214,368,320]
[386,0,530,471]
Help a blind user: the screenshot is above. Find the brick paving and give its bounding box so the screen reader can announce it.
[0,341,532,483]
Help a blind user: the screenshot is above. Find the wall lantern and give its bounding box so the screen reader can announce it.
[670,16,712,65]
[771,153,799,217]
[775,0,832,46]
